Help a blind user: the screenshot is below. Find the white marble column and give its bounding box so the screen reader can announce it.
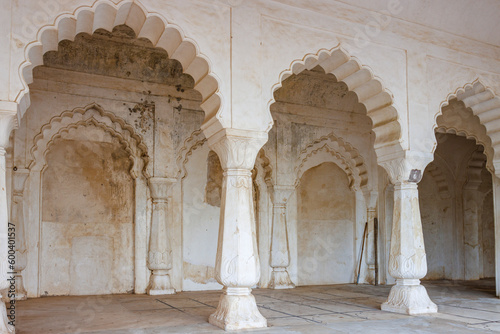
[11,169,29,300]
[463,187,484,281]
[269,185,295,289]
[0,108,17,334]
[147,177,176,295]
[207,129,267,331]
[380,153,437,315]
[491,175,500,297]
[363,191,378,283]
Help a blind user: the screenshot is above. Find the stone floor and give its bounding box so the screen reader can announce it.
[15,279,500,333]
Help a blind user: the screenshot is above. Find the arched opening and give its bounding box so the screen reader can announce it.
[18,2,221,126]
[421,94,497,293]
[12,2,224,298]
[264,52,395,287]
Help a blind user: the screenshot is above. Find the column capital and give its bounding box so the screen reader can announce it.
[12,168,30,197]
[148,177,177,200]
[207,129,268,170]
[270,185,295,206]
[378,150,434,185]
[0,102,19,148]
[362,189,378,209]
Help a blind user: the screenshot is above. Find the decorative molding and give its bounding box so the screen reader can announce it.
[464,148,487,190]
[378,151,434,185]
[269,46,403,154]
[29,103,149,178]
[0,110,18,149]
[425,162,451,199]
[176,129,207,179]
[294,132,368,190]
[256,148,273,188]
[207,130,268,170]
[17,1,222,130]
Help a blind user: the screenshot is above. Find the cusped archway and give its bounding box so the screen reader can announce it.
[437,80,500,175]
[17,1,222,132]
[269,46,403,158]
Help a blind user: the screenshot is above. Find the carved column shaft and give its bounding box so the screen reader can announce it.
[207,129,267,331]
[380,153,437,315]
[12,169,29,300]
[0,109,17,333]
[492,175,500,297]
[462,188,484,280]
[269,185,294,289]
[147,177,175,295]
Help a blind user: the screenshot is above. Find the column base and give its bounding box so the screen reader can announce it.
[0,296,14,334]
[269,269,295,289]
[381,279,438,315]
[147,271,175,295]
[14,275,27,301]
[209,287,267,331]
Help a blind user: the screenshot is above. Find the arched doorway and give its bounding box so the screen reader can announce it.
[420,133,494,282]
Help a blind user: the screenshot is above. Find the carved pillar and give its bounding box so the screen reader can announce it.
[269,185,295,289]
[11,169,29,300]
[363,191,378,283]
[463,187,484,281]
[207,129,267,331]
[0,108,17,333]
[491,175,500,297]
[380,153,437,315]
[147,177,176,295]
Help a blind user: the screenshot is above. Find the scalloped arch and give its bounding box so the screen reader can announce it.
[436,79,500,174]
[295,132,368,190]
[270,46,403,155]
[29,103,149,178]
[17,1,222,128]
[255,148,273,187]
[176,129,207,180]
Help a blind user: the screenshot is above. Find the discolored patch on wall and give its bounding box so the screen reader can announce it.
[205,150,223,207]
[42,25,194,88]
[183,262,217,285]
[42,139,134,223]
[40,135,134,296]
[272,66,364,115]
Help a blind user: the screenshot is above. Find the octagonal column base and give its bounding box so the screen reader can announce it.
[381,279,438,315]
[147,270,175,295]
[209,287,267,331]
[269,268,295,289]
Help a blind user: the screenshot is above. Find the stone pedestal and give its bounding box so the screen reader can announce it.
[207,129,267,331]
[269,185,295,289]
[147,177,176,295]
[0,109,17,334]
[381,182,437,315]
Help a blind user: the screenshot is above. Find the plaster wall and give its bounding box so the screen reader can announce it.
[40,136,134,295]
[297,162,356,285]
[181,143,221,291]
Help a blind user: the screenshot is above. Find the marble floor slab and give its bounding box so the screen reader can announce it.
[15,279,500,333]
